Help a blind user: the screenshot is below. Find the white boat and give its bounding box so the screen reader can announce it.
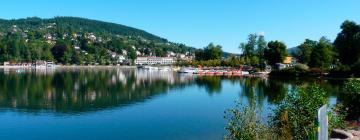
[254,71,270,76]
[242,71,250,75]
[178,67,197,73]
[143,66,159,71]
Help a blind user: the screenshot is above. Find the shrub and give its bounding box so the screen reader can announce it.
[269,67,311,77]
[328,65,353,78]
[224,103,279,140]
[271,85,345,139]
[294,64,309,71]
[339,80,360,120]
[225,85,345,140]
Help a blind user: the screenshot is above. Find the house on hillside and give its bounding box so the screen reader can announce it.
[167,51,176,57]
[276,57,297,70]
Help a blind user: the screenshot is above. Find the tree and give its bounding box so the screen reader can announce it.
[297,39,317,64]
[264,41,288,66]
[257,35,267,61]
[334,20,360,67]
[204,43,222,60]
[127,47,137,60]
[51,40,69,64]
[240,34,257,57]
[154,47,166,57]
[0,39,9,62]
[308,37,334,69]
[239,34,267,66]
[257,35,267,69]
[195,49,205,61]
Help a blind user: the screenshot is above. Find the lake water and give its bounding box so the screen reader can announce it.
[0,68,344,140]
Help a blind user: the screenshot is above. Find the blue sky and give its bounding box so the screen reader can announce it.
[1,0,360,53]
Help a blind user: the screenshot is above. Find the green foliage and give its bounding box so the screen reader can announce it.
[51,40,69,64]
[339,80,360,120]
[238,34,267,67]
[334,20,360,67]
[0,17,196,65]
[308,37,334,70]
[195,43,223,61]
[272,85,344,139]
[264,41,288,66]
[224,103,278,140]
[344,79,360,94]
[240,34,257,57]
[297,39,317,64]
[294,64,309,71]
[269,66,313,77]
[0,17,166,42]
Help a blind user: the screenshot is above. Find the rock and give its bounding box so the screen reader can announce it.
[331,129,354,139]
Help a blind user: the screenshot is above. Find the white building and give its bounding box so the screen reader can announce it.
[117,55,126,63]
[136,51,142,56]
[167,51,176,57]
[122,50,128,56]
[135,57,176,65]
[73,45,80,50]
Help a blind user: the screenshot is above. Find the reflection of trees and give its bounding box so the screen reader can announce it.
[0,69,193,114]
[0,68,344,115]
[195,76,222,95]
[236,77,341,109]
[263,79,288,104]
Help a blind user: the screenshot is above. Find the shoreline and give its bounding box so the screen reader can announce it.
[269,75,360,80]
[0,65,137,69]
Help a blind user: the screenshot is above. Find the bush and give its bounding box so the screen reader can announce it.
[224,103,278,140]
[294,64,309,71]
[338,80,360,120]
[328,65,353,78]
[269,67,311,77]
[271,85,345,139]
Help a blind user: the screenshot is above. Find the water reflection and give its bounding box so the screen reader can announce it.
[0,68,344,114]
[0,68,195,114]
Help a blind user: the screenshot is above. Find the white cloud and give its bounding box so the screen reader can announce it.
[257,31,265,36]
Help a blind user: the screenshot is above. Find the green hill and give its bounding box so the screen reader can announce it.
[0,17,196,65]
[0,17,166,42]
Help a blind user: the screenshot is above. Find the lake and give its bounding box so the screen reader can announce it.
[0,68,344,140]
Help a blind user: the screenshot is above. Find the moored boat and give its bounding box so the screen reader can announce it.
[178,67,196,73]
[232,70,242,76]
[205,70,215,75]
[242,71,250,76]
[224,71,232,75]
[215,70,224,76]
[194,70,205,75]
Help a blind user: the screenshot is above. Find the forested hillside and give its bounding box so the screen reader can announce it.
[0,17,195,65]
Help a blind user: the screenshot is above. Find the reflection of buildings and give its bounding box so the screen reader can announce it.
[1,67,55,75]
[135,70,176,85]
[0,68,194,114]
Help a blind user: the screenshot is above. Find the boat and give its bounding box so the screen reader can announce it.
[254,71,270,77]
[215,70,224,76]
[205,70,215,75]
[242,71,250,75]
[224,71,233,75]
[178,67,197,73]
[232,70,242,76]
[143,66,159,71]
[193,69,204,74]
